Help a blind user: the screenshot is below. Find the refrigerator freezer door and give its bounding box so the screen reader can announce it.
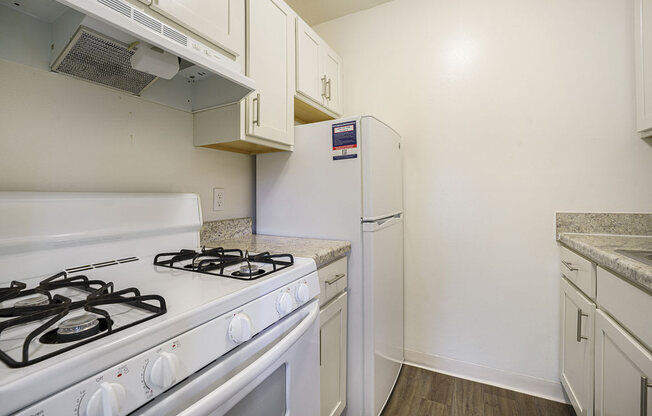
[362,215,404,415]
[256,117,363,239]
[361,117,403,220]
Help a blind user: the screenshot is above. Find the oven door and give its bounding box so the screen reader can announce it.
[134,299,320,416]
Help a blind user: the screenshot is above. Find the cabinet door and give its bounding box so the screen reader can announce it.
[320,291,347,416]
[636,0,652,134]
[150,0,244,57]
[560,278,595,416]
[245,0,294,146]
[322,45,342,115]
[595,310,652,416]
[296,18,324,106]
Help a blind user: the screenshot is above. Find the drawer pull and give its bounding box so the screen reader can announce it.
[326,273,345,285]
[642,377,652,416]
[576,309,588,342]
[562,260,579,272]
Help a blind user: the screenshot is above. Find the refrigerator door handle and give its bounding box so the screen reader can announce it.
[362,213,402,232]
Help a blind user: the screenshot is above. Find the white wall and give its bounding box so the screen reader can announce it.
[316,0,652,400]
[0,59,254,222]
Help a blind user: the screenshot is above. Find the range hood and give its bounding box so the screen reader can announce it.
[0,0,255,112]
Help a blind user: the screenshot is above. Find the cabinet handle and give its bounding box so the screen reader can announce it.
[326,78,332,100]
[642,377,652,416]
[576,309,588,342]
[321,76,327,98]
[561,260,579,272]
[252,93,260,127]
[326,273,345,285]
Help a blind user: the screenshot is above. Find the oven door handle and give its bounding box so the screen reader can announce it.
[177,301,319,416]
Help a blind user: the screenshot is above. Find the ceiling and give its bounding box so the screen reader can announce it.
[285,0,394,25]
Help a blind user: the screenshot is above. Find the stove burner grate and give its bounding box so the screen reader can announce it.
[154,247,294,281]
[0,271,166,368]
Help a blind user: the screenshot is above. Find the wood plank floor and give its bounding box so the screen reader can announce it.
[381,365,576,416]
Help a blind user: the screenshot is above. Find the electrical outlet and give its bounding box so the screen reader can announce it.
[213,188,225,211]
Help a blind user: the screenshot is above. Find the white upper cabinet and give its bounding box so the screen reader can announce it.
[245,0,295,146]
[295,17,343,117]
[149,0,244,57]
[193,0,295,154]
[322,44,342,115]
[635,0,652,135]
[296,18,324,105]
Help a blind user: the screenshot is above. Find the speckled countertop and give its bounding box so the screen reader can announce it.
[558,233,652,292]
[203,234,351,268]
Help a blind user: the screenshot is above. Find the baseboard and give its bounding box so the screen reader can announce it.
[404,349,569,404]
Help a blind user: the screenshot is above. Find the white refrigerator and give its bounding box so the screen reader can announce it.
[256,115,404,416]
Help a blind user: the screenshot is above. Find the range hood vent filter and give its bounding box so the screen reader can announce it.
[52,27,157,95]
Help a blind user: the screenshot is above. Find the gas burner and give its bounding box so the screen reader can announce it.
[232,264,266,277]
[56,314,101,342]
[154,247,294,280]
[14,294,49,308]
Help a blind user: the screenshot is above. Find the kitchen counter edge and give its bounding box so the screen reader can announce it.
[203,234,351,269]
[558,233,652,293]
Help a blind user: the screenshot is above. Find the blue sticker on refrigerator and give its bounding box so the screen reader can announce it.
[332,121,357,160]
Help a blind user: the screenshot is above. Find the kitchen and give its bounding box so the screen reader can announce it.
[0,0,651,415]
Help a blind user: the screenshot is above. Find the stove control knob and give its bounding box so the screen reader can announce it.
[276,292,294,316]
[229,313,253,344]
[150,352,179,389]
[86,382,126,416]
[296,283,310,304]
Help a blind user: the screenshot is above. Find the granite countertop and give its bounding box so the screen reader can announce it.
[558,233,652,292]
[203,234,351,268]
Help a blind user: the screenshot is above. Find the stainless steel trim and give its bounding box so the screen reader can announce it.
[361,213,402,224]
[252,93,261,127]
[642,376,652,416]
[576,309,588,342]
[326,273,345,285]
[562,260,579,272]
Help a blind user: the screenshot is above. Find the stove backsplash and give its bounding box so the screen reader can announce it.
[200,217,252,244]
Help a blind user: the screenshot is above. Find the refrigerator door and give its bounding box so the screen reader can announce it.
[361,116,403,220]
[256,117,363,239]
[362,214,404,415]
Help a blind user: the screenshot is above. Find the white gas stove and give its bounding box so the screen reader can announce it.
[0,193,320,416]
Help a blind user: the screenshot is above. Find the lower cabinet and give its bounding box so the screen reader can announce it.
[594,310,652,416]
[320,291,347,416]
[559,246,652,416]
[560,277,595,416]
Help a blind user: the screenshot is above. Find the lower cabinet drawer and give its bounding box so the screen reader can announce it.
[597,267,652,350]
[317,257,347,306]
[560,246,596,299]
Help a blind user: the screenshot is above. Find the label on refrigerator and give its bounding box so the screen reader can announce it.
[332,121,357,160]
